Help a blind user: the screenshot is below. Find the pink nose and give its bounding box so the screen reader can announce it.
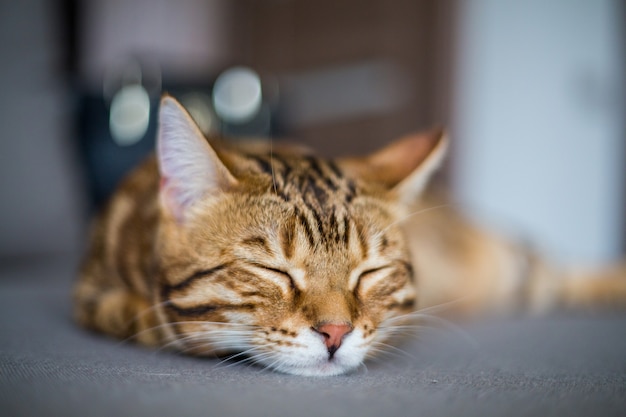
[314,323,352,353]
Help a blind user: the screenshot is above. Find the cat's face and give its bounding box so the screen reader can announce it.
[155,97,446,376]
[158,166,416,376]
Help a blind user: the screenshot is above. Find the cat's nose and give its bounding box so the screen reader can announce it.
[313,323,353,356]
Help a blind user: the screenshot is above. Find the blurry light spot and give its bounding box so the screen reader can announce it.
[212,67,262,124]
[181,92,216,135]
[109,84,150,146]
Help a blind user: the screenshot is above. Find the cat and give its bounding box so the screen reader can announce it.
[74,95,626,377]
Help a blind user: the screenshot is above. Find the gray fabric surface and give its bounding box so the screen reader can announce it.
[1,259,625,417]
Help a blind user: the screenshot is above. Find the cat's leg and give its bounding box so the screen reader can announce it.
[73,277,162,346]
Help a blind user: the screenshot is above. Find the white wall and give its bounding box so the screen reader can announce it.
[452,0,625,265]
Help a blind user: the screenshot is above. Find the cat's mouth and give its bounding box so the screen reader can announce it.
[252,329,367,377]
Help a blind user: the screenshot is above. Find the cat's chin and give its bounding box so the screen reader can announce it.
[259,345,366,377]
[254,328,368,376]
[270,359,362,377]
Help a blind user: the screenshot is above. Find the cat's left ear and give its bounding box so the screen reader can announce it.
[157,95,238,222]
[338,129,448,204]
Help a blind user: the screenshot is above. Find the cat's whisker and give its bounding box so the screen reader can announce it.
[378,327,443,343]
[375,326,427,341]
[155,335,200,353]
[381,293,474,327]
[149,324,258,355]
[121,319,253,346]
[382,311,478,349]
[372,299,481,354]
[176,330,255,347]
[260,355,287,374]
[237,354,279,372]
[216,349,279,371]
[365,349,402,363]
[116,300,176,344]
[219,346,282,374]
[173,320,253,327]
[130,299,170,320]
[217,345,267,364]
[121,297,233,339]
[368,341,416,361]
[378,318,444,333]
[354,361,369,375]
[120,323,177,346]
[380,203,452,235]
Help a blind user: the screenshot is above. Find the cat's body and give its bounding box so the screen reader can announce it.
[75,96,626,376]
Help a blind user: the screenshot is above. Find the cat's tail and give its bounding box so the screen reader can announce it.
[558,263,626,310]
[525,254,626,313]
[403,197,626,315]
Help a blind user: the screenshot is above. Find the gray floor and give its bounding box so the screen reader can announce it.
[1,258,625,417]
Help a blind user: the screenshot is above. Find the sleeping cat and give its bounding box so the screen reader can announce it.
[74,95,626,376]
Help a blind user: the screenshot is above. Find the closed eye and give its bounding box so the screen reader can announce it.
[355,265,393,291]
[249,263,298,292]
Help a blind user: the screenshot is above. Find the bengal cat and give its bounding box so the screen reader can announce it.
[74,95,626,376]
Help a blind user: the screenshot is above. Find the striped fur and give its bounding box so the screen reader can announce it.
[74,96,626,376]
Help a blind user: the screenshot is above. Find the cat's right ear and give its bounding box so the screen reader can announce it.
[337,129,448,205]
[157,95,238,222]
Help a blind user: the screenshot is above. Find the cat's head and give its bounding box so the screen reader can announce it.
[155,96,447,376]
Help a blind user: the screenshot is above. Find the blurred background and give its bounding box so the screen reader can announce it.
[0,0,624,273]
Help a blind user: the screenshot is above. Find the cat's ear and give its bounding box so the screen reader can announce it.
[157,95,238,222]
[338,129,448,204]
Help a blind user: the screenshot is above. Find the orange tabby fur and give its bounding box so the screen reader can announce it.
[74,96,626,376]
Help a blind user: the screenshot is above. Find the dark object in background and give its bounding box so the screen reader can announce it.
[74,60,409,210]
[76,65,275,210]
[76,92,158,210]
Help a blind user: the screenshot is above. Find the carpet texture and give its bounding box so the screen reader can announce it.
[1,258,625,417]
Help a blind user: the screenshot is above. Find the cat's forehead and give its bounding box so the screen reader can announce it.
[206,140,404,258]
[250,152,361,234]
[217,141,360,209]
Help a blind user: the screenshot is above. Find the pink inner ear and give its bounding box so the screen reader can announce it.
[339,128,445,188]
[159,178,185,222]
[156,96,239,222]
[369,130,444,185]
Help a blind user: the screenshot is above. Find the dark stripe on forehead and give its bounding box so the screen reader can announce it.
[271,153,292,178]
[305,156,325,180]
[345,180,357,203]
[309,203,325,234]
[343,216,351,247]
[246,153,292,191]
[247,154,274,175]
[245,151,364,252]
[295,207,316,248]
[303,175,329,208]
[326,160,344,180]
[280,216,296,259]
[328,209,341,244]
[355,221,369,258]
[242,236,273,255]
[309,157,340,192]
